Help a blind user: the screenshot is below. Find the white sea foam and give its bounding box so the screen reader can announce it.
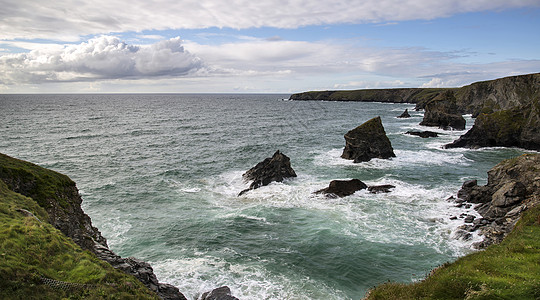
[314,148,472,169]
[151,255,345,300]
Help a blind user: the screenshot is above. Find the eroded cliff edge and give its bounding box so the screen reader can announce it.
[0,153,186,300]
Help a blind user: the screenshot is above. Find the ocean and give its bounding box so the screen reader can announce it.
[0,94,532,299]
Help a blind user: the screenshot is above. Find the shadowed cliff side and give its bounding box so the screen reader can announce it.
[0,153,186,300]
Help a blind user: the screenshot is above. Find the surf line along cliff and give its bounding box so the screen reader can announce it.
[0,153,237,300]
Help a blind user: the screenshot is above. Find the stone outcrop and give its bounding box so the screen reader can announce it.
[405,131,439,138]
[315,179,368,197]
[0,153,187,300]
[341,116,396,163]
[201,286,239,300]
[419,91,466,130]
[397,109,411,118]
[445,99,540,150]
[239,150,297,196]
[453,154,540,248]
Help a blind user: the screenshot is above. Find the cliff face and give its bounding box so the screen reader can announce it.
[0,153,186,300]
[456,154,540,248]
[454,73,540,116]
[289,88,450,103]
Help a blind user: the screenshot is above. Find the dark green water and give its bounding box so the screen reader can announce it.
[0,94,533,299]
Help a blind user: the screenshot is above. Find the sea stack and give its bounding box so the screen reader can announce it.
[239,150,297,196]
[397,109,411,118]
[420,90,466,130]
[341,116,396,163]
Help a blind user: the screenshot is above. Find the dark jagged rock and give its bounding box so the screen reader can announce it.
[315,179,368,197]
[0,153,187,300]
[201,286,239,300]
[341,116,396,163]
[397,109,411,118]
[239,150,297,196]
[419,91,466,130]
[368,185,396,194]
[404,130,439,138]
[445,102,540,151]
[455,154,540,248]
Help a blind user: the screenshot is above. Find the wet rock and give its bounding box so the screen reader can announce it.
[315,179,368,198]
[367,184,396,193]
[397,109,411,118]
[201,286,239,300]
[464,215,476,223]
[456,154,540,249]
[404,130,439,138]
[420,91,466,130]
[341,116,396,163]
[239,150,297,196]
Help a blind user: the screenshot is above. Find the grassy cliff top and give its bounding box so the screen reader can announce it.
[0,154,157,299]
[365,204,540,299]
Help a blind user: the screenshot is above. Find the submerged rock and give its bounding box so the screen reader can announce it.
[239,150,297,196]
[397,109,411,118]
[368,185,396,194]
[420,91,466,130]
[315,179,368,197]
[405,130,439,138]
[341,116,396,163]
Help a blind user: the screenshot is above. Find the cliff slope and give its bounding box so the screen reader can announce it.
[0,153,185,300]
[365,154,540,300]
[289,87,451,103]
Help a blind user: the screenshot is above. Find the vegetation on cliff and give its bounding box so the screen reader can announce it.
[0,172,157,299]
[365,204,540,300]
[289,87,452,103]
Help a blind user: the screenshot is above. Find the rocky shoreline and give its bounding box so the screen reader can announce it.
[0,153,236,300]
[452,154,540,248]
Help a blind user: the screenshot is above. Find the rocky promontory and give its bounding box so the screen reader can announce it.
[0,153,188,299]
[419,90,466,130]
[454,153,539,248]
[289,88,449,103]
[341,116,395,163]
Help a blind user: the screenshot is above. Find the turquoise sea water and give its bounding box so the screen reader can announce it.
[0,94,533,299]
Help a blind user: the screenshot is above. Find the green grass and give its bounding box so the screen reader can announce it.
[0,153,76,210]
[365,205,540,300]
[0,155,158,300]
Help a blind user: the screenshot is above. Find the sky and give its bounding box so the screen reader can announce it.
[1,0,540,93]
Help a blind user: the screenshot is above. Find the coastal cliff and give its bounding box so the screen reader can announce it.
[0,153,185,299]
[365,154,539,299]
[291,73,540,151]
[289,88,451,103]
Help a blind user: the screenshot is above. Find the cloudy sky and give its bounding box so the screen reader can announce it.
[1,0,540,93]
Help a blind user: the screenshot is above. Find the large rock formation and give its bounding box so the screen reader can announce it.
[201,286,239,300]
[0,153,187,300]
[239,150,297,196]
[454,154,540,248]
[315,179,368,197]
[341,116,396,163]
[446,98,540,150]
[419,91,466,130]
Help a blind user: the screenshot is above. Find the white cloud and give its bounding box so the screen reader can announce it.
[0,36,202,84]
[1,0,538,40]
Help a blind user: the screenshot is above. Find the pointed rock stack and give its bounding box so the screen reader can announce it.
[341,116,396,163]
